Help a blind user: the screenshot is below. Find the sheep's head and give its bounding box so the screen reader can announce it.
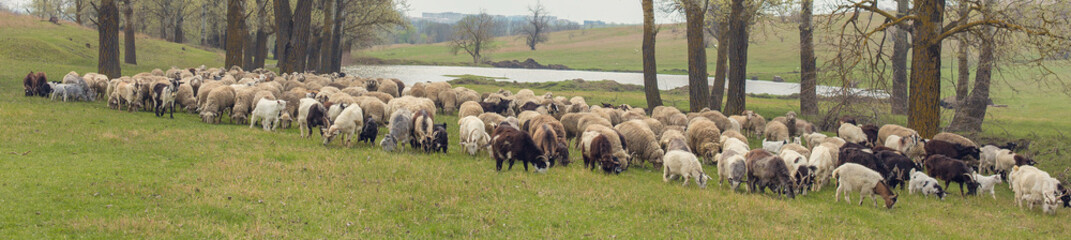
[464,142,479,156]
[200,111,217,124]
[381,136,397,152]
[697,174,711,189]
[533,155,550,173]
[323,126,340,146]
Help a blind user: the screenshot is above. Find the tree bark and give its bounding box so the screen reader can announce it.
[328,0,344,73]
[201,2,207,45]
[954,2,970,102]
[286,0,313,73]
[724,0,749,115]
[252,0,268,69]
[225,0,245,69]
[307,30,321,72]
[274,0,293,72]
[641,0,663,109]
[319,0,334,73]
[908,0,944,138]
[173,8,185,43]
[122,0,136,65]
[949,0,995,132]
[244,32,256,70]
[710,25,728,111]
[798,0,817,116]
[684,0,709,112]
[75,0,84,25]
[99,0,121,78]
[890,0,910,115]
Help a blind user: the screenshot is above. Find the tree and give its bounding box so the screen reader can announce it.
[642,0,663,109]
[954,2,971,102]
[252,0,269,69]
[318,0,335,73]
[96,0,121,78]
[705,2,729,111]
[723,0,749,115]
[799,0,817,116]
[451,13,498,64]
[286,0,313,73]
[521,2,550,51]
[683,0,710,112]
[274,0,293,72]
[225,0,244,69]
[889,0,909,115]
[121,0,136,65]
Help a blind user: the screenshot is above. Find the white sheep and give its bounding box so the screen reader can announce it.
[717,150,747,191]
[249,99,288,131]
[804,132,827,150]
[323,104,364,147]
[1011,166,1061,214]
[780,149,808,177]
[662,150,711,188]
[721,137,750,157]
[458,116,492,156]
[972,173,1002,199]
[832,163,899,208]
[908,169,946,200]
[808,145,835,191]
[762,139,787,153]
[838,122,868,145]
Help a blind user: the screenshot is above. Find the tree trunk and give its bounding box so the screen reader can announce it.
[948,0,995,132]
[244,32,256,70]
[684,0,709,112]
[724,0,749,115]
[329,0,344,73]
[75,0,84,25]
[122,0,136,65]
[225,0,244,69]
[955,41,969,101]
[710,26,728,111]
[286,0,313,73]
[201,2,207,45]
[319,0,334,73]
[173,10,185,43]
[307,30,321,72]
[798,0,817,116]
[99,0,121,78]
[908,0,945,138]
[641,0,663,109]
[252,0,268,69]
[274,0,293,72]
[890,0,910,115]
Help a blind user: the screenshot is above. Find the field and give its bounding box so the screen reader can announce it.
[3,12,1071,238]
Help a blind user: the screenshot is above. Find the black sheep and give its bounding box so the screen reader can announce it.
[746,150,796,199]
[925,139,981,161]
[426,123,448,153]
[876,150,918,190]
[491,125,548,172]
[924,154,979,196]
[838,148,890,178]
[23,72,36,96]
[357,117,378,144]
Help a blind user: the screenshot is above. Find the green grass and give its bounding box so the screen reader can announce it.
[3,12,1071,238]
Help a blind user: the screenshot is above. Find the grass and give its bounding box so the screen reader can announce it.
[3,11,1071,238]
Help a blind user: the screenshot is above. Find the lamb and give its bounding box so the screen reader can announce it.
[323,104,364,147]
[248,99,288,131]
[908,169,947,200]
[426,123,449,153]
[832,163,898,209]
[381,109,413,152]
[662,150,711,188]
[717,150,748,191]
[924,154,979,196]
[298,98,330,138]
[838,122,868,145]
[1010,166,1061,214]
[582,132,623,174]
[763,121,789,142]
[458,101,484,119]
[809,145,835,191]
[686,118,722,163]
[972,173,1002,199]
[459,116,492,156]
[616,120,665,167]
[491,124,549,172]
[584,125,632,169]
[199,85,236,124]
[358,117,379,144]
[150,80,180,118]
[884,134,923,161]
[877,124,918,145]
[745,149,795,198]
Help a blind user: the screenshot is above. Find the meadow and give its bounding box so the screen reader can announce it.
[2,12,1071,238]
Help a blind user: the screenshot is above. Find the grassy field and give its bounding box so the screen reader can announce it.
[3,12,1071,238]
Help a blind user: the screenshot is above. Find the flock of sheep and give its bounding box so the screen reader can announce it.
[23,66,1069,214]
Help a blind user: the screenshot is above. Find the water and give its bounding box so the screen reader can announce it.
[344,65,885,97]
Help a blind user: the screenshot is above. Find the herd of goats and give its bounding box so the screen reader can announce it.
[20,66,1071,214]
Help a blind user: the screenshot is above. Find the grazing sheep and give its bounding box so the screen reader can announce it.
[363,91,394,104]
[437,88,459,115]
[924,154,979,196]
[641,118,665,137]
[411,109,435,150]
[175,83,198,113]
[1010,166,1061,214]
[780,143,810,157]
[491,124,549,172]
[762,139,787,154]
[721,137,750,157]
[925,140,981,162]
[686,118,722,163]
[745,149,795,198]
[763,121,789,142]
[877,124,918,145]
[780,149,808,176]
[455,87,481,104]
[200,86,236,124]
[386,96,436,120]
[424,82,452,104]
[582,132,623,174]
[459,116,492,156]
[323,104,364,147]
[23,72,36,96]
[909,169,947,200]
[248,99,288,131]
[584,125,632,169]
[458,101,484,119]
[358,117,379,144]
[743,111,767,137]
[517,111,542,128]
[377,78,400,97]
[991,147,1035,179]
[884,134,923,161]
[381,109,413,152]
[662,150,711,188]
[933,132,978,148]
[478,112,506,135]
[838,123,868,145]
[722,130,748,146]
[354,96,388,124]
[972,173,1002,199]
[717,150,748,191]
[699,110,733,133]
[532,123,568,167]
[230,87,258,124]
[832,163,898,209]
[804,132,828,150]
[577,115,613,142]
[298,98,330,138]
[407,82,426,97]
[616,120,664,167]
[660,129,690,152]
[809,145,835,191]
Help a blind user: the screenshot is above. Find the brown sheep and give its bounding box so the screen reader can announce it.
[200,86,236,124]
[363,91,394,104]
[687,118,722,163]
[584,133,623,174]
[458,101,484,119]
[478,112,506,135]
[577,114,613,143]
[660,129,690,152]
[700,110,734,133]
[616,120,665,167]
[559,113,589,142]
[424,82,452,104]
[746,149,795,198]
[532,123,570,167]
[584,125,631,169]
[437,88,459,115]
[764,121,790,142]
[355,96,388,124]
[878,124,918,145]
[743,111,767,137]
[933,132,978,148]
[376,78,399,97]
[641,118,665,137]
[230,87,259,124]
[517,111,542,127]
[408,82,427,97]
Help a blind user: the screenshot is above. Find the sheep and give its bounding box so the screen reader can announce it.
[577,115,613,142]
[877,124,918,145]
[246,98,286,131]
[990,147,1035,179]
[386,96,436,120]
[478,112,506,135]
[762,139,787,154]
[743,111,767,137]
[196,81,224,109]
[33,72,51,97]
[377,78,400,97]
[933,132,978,148]
[517,111,542,128]
[1010,166,1061,214]
[699,110,733,133]
[354,96,388,125]
[582,132,622,174]
[804,132,828,150]
[641,118,665,137]
[437,88,459,115]
[876,150,916,190]
[458,101,484,119]
[780,149,808,177]
[925,140,981,162]
[455,87,481,104]
[924,154,979,196]
[809,145,835,191]
[424,82,452,104]
[230,87,259,124]
[363,91,394,104]
[323,104,364,147]
[884,134,923,161]
[660,129,690,152]
[200,86,236,124]
[909,169,947,200]
[780,143,810,157]
[763,121,789,142]
[491,124,549,172]
[381,109,413,152]
[722,130,748,146]
[584,125,632,169]
[838,122,868,145]
[558,113,586,141]
[686,118,722,163]
[745,149,795,198]
[662,150,711,188]
[832,163,898,209]
[23,72,36,96]
[358,117,379,144]
[116,81,141,111]
[717,150,747,191]
[972,173,1002,199]
[298,98,330,138]
[616,120,664,167]
[407,82,426,97]
[175,82,198,113]
[50,83,92,102]
[532,123,569,167]
[459,116,492,156]
[721,137,750,157]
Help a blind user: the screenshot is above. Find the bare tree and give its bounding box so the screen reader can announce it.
[121,0,136,65]
[724,0,749,115]
[705,1,729,111]
[252,0,269,69]
[521,2,550,51]
[96,0,121,78]
[451,13,498,64]
[274,0,293,71]
[642,0,663,109]
[889,0,909,115]
[799,0,817,116]
[286,0,313,72]
[684,0,710,112]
